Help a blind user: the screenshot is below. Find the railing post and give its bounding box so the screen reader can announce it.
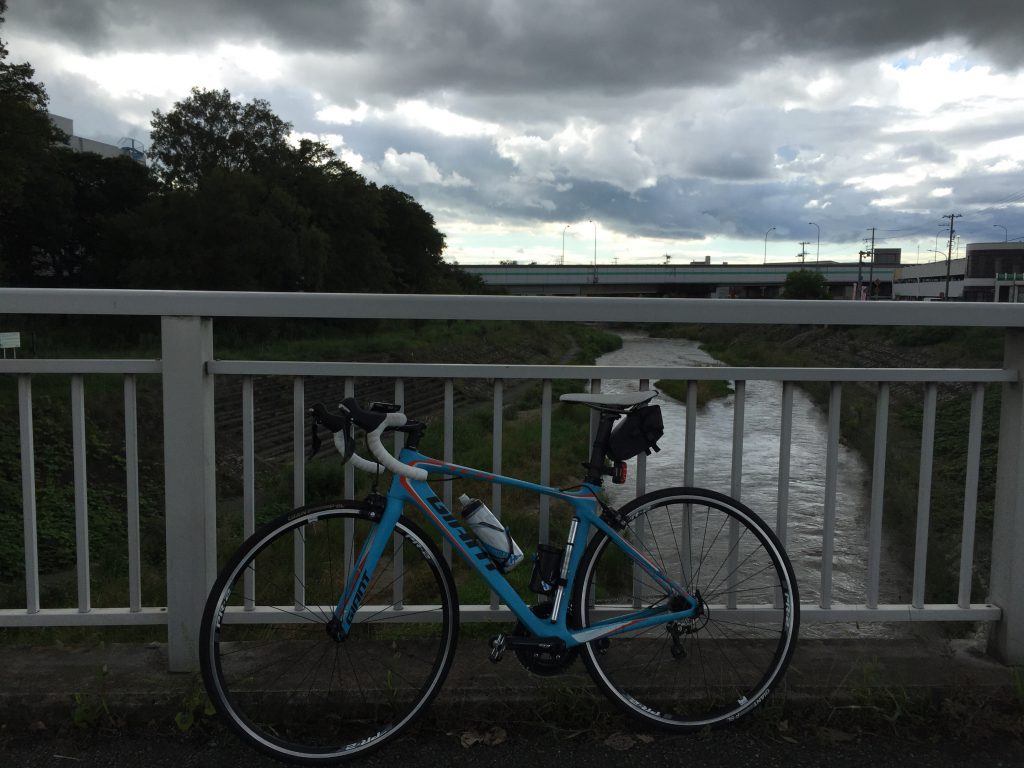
[161,316,217,672]
[989,327,1024,664]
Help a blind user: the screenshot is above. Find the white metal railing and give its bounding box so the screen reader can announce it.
[2,289,1024,672]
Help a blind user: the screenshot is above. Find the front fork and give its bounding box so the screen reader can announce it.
[330,502,399,640]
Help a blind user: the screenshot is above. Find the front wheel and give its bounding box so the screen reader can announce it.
[200,502,458,764]
[573,487,799,730]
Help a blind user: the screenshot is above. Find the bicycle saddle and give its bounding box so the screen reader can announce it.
[560,391,657,410]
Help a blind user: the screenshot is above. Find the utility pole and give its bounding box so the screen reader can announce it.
[866,228,876,299]
[857,250,866,300]
[942,213,961,300]
[799,242,810,263]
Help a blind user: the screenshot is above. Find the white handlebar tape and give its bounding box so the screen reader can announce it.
[333,432,383,475]
[366,412,429,481]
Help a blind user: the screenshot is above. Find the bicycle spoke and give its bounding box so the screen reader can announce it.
[202,506,457,762]
[576,489,798,730]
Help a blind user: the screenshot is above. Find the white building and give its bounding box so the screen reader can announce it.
[49,114,146,164]
[892,257,966,300]
[892,242,1024,302]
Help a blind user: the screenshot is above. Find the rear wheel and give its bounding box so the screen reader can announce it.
[200,503,458,764]
[573,487,799,729]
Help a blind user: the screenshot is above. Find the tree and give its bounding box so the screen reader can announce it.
[0,0,66,216]
[0,0,74,284]
[111,168,329,291]
[277,138,393,293]
[377,186,447,293]
[65,152,158,286]
[0,3,155,290]
[782,269,830,300]
[141,88,475,294]
[148,87,291,188]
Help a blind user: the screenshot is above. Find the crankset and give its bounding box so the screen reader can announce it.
[510,603,579,676]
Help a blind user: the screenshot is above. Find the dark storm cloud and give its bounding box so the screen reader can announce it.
[7,0,377,54]
[11,1,1024,93]
[7,0,1024,258]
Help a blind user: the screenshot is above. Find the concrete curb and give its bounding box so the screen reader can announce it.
[0,638,1019,730]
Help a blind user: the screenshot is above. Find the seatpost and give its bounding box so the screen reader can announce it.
[583,411,618,485]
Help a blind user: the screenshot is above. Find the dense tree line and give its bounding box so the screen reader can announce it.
[0,4,479,294]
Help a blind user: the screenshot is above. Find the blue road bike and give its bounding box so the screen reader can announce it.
[200,392,799,764]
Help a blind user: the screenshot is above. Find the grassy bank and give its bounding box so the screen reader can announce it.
[654,378,733,406]
[648,322,1004,605]
[0,320,620,641]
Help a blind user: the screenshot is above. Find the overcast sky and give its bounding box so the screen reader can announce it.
[5,0,1024,265]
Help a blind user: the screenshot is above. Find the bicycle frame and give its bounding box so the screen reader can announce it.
[335,446,700,648]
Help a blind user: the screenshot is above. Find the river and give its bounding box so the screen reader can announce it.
[596,333,910,622]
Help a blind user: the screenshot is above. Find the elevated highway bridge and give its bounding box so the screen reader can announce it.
[461,261,894,298]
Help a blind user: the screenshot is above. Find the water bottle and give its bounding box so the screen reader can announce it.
[458,494,524,572]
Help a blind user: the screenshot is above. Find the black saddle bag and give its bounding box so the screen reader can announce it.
[607,405,664,461]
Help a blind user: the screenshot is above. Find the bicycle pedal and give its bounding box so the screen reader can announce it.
[489,634,507,663]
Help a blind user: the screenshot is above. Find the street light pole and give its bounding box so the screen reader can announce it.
[561,224,570,265]
[995,224,1008,242]
[808,222,820,263]
[763,226,775,264]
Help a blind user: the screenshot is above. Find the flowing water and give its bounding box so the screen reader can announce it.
[596,333,911,625]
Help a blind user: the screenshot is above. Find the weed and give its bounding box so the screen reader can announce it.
[175,678,216,733]
[70,664,124,732]
[1013,667,1024,707]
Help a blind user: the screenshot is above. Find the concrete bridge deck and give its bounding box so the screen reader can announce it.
[1,636,1021,767]
[0,635,1017,725]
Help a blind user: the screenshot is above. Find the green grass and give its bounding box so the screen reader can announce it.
[654,378,732,406]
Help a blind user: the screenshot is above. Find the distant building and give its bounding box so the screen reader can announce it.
[892,242,1024,302]
[893,257,965,300]
[873,248,902,266]
[964,243,1024,302]
[49,114,146,164]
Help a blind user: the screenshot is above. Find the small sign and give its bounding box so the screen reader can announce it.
[0,332,20,349]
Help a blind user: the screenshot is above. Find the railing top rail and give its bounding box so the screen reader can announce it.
[208,360,1016,383]
[0,359,161,374]
[3,288,1024,328]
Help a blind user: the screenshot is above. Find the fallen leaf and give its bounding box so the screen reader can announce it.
[817,726,857,743]
[482,725,507,746]
[461,725,507,748]
[604,732,635,751]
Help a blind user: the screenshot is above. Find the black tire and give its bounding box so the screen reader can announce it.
[200,503,459,764]
[573,487,799,730]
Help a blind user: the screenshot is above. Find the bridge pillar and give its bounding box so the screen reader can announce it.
[161,316,217,672]
[990,327,1024,664]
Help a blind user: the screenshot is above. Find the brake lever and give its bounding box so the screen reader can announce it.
[308,410,323,459]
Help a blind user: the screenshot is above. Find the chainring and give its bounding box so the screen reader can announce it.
[512,603,578,676]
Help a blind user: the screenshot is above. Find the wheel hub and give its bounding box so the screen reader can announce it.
[325,616,346,643]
